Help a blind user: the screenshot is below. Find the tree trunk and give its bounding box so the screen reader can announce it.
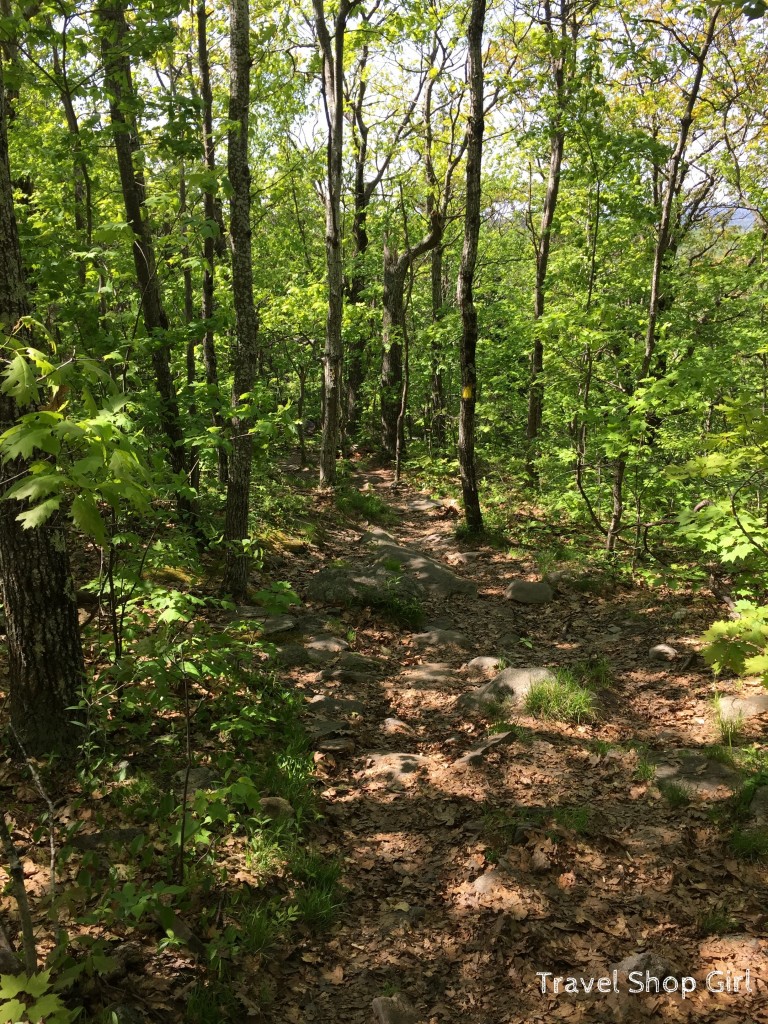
[457,0,486,534]
[313,0,352,488]
[381,248,406,460]
[0,53,84,757]
[98,0,189,497]
[197,1,228,485]
[525,0,568,483]
[223,0,259,600]
[429,233,447,449]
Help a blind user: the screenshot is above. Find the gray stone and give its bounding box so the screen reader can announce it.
[306,564,423,608]
[316,736,355,755]
[259,614,299,636]
[336,651,382,671]
[305,634,349,653]
[307,718,352,740]
[749,786,768,822]
[649,643,679,661]
[654,750,741,796]
[259,796,295,821]
[611,950,670,981]
[372,993,418,1024]
[504,580,554,605]
[305,693,365,717]
[272,643,326,668]
[174,766,219,793]
[461,667,555,708]
[464,656,502,678]
[381,717,414,736]
[455,731,515,767]
[410,628,469,650]
[718,693,768,719]
[365,527,476,597]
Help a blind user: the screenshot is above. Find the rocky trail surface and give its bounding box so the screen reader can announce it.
[257,467,768,1024]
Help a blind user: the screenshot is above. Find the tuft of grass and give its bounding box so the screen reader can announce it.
[712,695,745,746]
[658,780,692,808]
[523,670,598,723]
[572,656,612,688]
[336,487,395,524]
[289,849,344,931]
[696,906,739,937]
[551,806,594,836]
[707,744,739,769]
[729,827,768,861]
[370,578,424,627]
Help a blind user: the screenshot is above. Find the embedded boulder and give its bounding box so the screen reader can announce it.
[504,580,554,605]
[364,528,476,597]
[461,666,555,708]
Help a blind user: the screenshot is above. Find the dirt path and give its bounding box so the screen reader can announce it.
[265,467,768,1024]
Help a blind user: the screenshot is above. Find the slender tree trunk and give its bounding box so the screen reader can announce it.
[98,0,189,497]
[381,248,406,459]
[457,0,486,533]
[526,0,569,483]
[197,1,228,485]
[313,0,353,488]
[0,54,84,757]
[429,231,447,449]
[223,0,259,600]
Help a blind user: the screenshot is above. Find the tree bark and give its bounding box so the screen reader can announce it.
[223,0,259,599]
[98,0,189,494]
[313,0,355,487]
[525,0,569,483]
[457,0,486,534]
[197,1,228,485]
[0,52,84,757]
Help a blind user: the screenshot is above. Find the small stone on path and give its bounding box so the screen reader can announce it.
[460,667,555,708]
[316,736,355,755]
[504,580,554,604]
[305,694,365,717]
[463,656,502,678]
[371,992,418,1024]
[305,634,349,653]
[259,797,295,821]
[649,643,678,661]
[455,731,515,767]
[381,717,414,736]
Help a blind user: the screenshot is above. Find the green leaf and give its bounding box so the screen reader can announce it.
[16,496,61,529]
[1,352,39,405]
[71,493,107,546]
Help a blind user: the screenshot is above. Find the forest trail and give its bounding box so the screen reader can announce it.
[261,466,768,1024]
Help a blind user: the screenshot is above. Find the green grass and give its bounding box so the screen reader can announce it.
[707,744,739,768]
[572,656,612,688]
[729,827,768,861]
[712,694,745,746]
[336,487,396,524]
[658,780,692,808]
[551,806,594,836]
[523,670,598,723]
[370,578,425,627]
[289,850,344,931]
[696,906,739,937]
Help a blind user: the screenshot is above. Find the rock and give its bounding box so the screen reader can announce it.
[258,797,295,821]
[410,628,469,650]
[306,565,423,609]
[372,992,418,1024]
[649,643,678,661]
[463,656,502,679]
[382,717,414,736]
[174,766,219,794]
[504,580,554,604]
[717,693,768,719]
[653,750,741,797]
[611,950,670,982]
[402,663,456,688]
[305,694,365,717]
[455,731,515,767]
[749,786,768,822]
[472,869,505,895]
[451,551,483,565]
[321,666,374,685]
[405,496,442,512]
[460,667,555,708]
[305,634,349,653]
[364,527,476,597]
[307,718,353,741]
[272,643,326,668]
[259,614,299,636]
[316,736,355,754]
